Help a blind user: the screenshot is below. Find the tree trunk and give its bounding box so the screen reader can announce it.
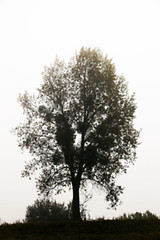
[72,180,82,221]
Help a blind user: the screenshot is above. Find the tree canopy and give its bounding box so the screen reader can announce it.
[14,47,139,220]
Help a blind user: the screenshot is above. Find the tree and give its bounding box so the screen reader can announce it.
[25,199,71,222]
[14,47,139,221]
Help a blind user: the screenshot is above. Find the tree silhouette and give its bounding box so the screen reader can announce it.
[14,47,139,221]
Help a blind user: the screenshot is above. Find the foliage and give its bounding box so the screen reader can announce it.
[116,210,158,220]
[25,199,71,222]
[14,47,140,220]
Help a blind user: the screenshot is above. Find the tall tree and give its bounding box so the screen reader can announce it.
[14,47,139,221]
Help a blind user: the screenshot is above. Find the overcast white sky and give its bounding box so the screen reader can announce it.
[0,0,160,222]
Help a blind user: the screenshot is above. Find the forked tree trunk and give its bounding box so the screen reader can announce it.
[72,180,82,221]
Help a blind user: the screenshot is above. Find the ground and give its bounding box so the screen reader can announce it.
[0,219,160,240]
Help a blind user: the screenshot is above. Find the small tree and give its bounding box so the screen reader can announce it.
[25,199,71,222]
[14,47,139,221]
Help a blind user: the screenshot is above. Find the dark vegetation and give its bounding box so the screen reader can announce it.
[25,199,87,222]
[116,210,158,220]
[25,199,158,223]
[1,208,159,239]
[1,219,160,240]
[25,199,72,222]
[14,47,140,220]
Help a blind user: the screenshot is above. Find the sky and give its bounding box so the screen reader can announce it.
[0,0,160,222]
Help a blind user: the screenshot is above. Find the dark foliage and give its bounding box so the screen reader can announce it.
[14,47,140,220]
[25,199,71,222]
[116,210,158,220]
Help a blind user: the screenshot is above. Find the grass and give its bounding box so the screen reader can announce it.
[0,219,160,240]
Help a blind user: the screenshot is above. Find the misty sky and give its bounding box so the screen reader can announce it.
[0,0,160,222]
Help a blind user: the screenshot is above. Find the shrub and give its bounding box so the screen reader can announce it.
[116,210,158,220]
[25,199,71,222]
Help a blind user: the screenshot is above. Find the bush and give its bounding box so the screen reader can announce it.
[25,199,71,222]
[116,210,158,220]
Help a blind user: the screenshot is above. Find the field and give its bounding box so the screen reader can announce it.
[0,219,160,240]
